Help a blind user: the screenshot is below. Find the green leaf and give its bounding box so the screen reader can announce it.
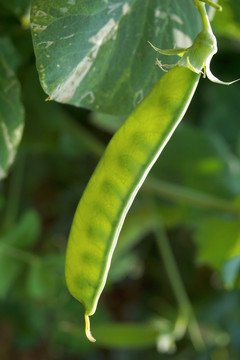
[31,0,202,115]
[0,209,41,248]
[194,216,240,270]
[0,37,21,72]
[0,47,24,179]
[26,254,64,300]
[0,209,41,298]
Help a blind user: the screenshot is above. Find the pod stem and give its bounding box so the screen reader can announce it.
[153,216,205,351]
[85,315,96,342]
[194,1,213,33]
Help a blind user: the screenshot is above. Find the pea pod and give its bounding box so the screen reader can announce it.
[65,0,238,342]
[65,66,200,341]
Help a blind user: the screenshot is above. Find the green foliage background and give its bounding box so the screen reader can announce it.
[0,0,240,359]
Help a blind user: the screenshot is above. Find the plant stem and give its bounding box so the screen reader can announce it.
[3,154,25,231]
[144,178,240,215]
[154,221,205,351]
[194,1,213,33]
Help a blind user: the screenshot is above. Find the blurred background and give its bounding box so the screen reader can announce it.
[0,1,240,359]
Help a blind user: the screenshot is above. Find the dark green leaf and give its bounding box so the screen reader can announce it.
[0,37,21,72]
[31,0,202,115]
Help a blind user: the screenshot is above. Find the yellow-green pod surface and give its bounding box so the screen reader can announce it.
[65,66,200,341]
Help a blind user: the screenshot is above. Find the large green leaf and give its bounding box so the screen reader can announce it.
[30,0,202,115]
[0,38,24,180]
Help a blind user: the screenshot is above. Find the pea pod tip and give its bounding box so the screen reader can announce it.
[85,315,96,343]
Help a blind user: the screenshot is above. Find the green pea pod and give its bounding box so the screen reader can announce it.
[65,66,200,341]
[65,0,239,342]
